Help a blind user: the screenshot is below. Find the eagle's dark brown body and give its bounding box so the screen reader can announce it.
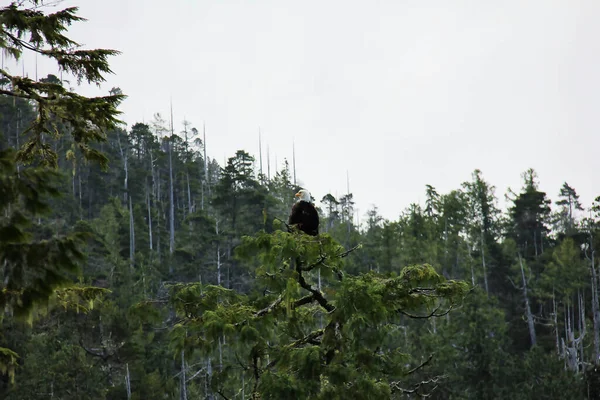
[288,200,319,236]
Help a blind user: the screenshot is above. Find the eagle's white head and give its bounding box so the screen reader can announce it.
[295,189,311,203]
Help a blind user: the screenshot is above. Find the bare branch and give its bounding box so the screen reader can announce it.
[336,243,361,258]
[398,304,454,319]
[407,354,434,375]
[255,295,283,318]
[390,375,444,396]
[296,266,335,313]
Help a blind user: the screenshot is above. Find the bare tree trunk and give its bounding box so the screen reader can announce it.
[216,219,221,286]
[156,168,161,259]
[78,166,82,215]
[518,253,537,347]
[553,291,560,355]
[203,123,210,197]
[218,337,223,373]
[147,184,153,251]
[480,229,489,294]
[186,171,192,215]
[168,136,175,270]
[201,181,205,211]
[125,363,132,400]
[129,196,135,269]
[180,350,188,400]
[579,290,586,370]
[206,358,213,399]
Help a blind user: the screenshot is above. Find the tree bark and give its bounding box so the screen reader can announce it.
[180,350,187,400]
[129,196,135,269]
[518,253,537,347]
[480,229,489,294]
[147,183,153,251]
[168,136,175,273]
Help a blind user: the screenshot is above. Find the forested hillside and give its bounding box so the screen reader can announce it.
[2,2,600,399]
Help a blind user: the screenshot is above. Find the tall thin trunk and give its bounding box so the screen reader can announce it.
[129,196,135,269]
[125,363,132,400]
[518,253,537,347]
[468,243,476,287]
[186,171,192,215]
[168,137,175,261]
[201,181,205,211]
[147,184,153,250]
[206,358,213,399]
[218,337,223,373]
[267,145,271,181]
[579,290,586,370]
[180,350,188,400]
[157,168,161,258]
[216,219,221,286]
[553,291,560,355]
[480,229,489,294]
[117,131,128,203]
[78,167,82,215]
[168,103,175,264]
[203,123,210,196]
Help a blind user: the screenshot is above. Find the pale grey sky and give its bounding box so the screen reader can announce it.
[8,0,600,221]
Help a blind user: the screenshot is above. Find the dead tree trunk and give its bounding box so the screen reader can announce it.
[518,253,537,347]
[125,363,131,400]
[129,196,135,269]
[168,136,175,270]
[180,350,188,400]
[480,229,489,295]
[147,183,153,251]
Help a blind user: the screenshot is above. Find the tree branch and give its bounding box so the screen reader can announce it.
[217,390,231,400]
[407,354,434,375]
[390,375,444,396]
[296,265,335,313]
[265,329,325,370]
[398,304,454,319]
[336,243,361,258]
[255,295,283,317]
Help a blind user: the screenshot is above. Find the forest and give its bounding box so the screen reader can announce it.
[1,2,600,399]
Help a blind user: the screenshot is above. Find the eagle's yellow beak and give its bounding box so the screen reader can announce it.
[295,192,301,197]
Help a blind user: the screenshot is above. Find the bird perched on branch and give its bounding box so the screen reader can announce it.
[288,189,319,236]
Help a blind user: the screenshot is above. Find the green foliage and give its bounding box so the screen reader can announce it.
[170,229,469,398]
[0,1,125,168]
[0,148,89,318]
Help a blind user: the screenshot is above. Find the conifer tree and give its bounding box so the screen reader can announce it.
[0,0,125,167]
[0,0,123,381]
[168,228,469,399]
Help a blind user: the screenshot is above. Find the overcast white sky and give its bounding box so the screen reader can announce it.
[7,0,600,221]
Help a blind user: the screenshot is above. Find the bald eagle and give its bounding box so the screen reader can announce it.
[288,189,319,236]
